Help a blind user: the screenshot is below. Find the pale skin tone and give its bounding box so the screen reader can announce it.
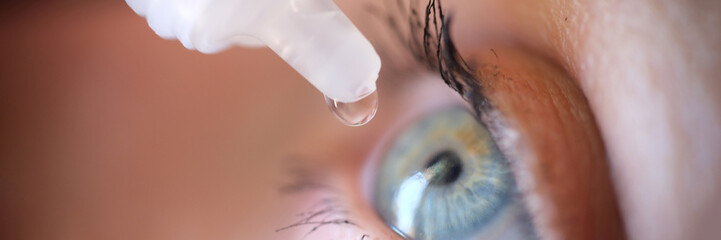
[0,0,719,240]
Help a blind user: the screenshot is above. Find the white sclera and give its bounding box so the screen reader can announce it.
[126,0,381,103]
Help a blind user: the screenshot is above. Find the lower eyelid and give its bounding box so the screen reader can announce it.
[275,158,404,240]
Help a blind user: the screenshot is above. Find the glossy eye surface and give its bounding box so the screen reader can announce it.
[373,108,534,240]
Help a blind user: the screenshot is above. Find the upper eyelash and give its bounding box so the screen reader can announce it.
[378,0,493,115]
[374,1,517,162]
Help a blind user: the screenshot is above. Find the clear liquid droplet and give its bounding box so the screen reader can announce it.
[325,90,378,126]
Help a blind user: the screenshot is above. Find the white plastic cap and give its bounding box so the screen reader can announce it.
[126,0,381,102]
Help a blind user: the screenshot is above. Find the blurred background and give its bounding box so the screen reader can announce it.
[0,1,402,239]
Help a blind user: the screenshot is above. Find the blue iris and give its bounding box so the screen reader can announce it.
[373,108,533,239]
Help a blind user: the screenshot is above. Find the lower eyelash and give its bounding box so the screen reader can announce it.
[276,157,371,239]
[275,197,360,236]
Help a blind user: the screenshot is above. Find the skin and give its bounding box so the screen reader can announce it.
[0,0,719,240]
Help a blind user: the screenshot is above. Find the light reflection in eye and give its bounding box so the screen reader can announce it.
[373,107,536,239]
[395,171,428,236]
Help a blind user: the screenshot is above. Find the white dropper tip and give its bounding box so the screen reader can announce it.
[255,0,381,126]
[125,0,382,125]
[255,0,381,103]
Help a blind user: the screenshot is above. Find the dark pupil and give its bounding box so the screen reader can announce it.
[424,150,463,185]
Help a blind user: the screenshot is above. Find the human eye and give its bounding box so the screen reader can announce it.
[373,107,533,239]
[358,0,625,239]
